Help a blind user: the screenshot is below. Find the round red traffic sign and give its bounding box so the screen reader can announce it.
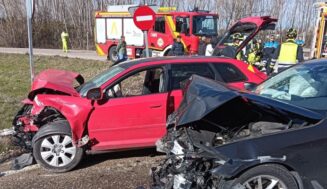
[133,6,156,31]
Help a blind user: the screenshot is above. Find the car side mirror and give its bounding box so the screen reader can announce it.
[244,82,257,91]
[86,88,102,100]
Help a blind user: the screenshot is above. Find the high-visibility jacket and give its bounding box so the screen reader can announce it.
[61,32,69,41]
[277,39,299,64]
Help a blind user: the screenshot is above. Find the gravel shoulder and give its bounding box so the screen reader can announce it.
[0,148,163,189]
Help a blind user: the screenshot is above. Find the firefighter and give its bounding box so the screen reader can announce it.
[270,28,304,74]
[171,35,185,56]
[247,44,261,67]
[214,33,244,59]
[262,34,279,75]
[61,31,69,53]
[116,36,127,63]
[231,33,245,61]
[198,36,206,55]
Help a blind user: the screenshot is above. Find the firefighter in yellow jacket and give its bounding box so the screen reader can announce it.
[61,31,69,53]
[270,28,304,74]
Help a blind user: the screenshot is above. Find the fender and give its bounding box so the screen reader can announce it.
[32,120,71,145]
[211,155,288,179]
[32,94,93,145]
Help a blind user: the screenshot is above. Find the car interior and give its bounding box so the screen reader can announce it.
[107,68,164,98]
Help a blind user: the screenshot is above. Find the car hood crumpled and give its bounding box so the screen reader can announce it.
[28,69,84,100]
[172,75,324,127]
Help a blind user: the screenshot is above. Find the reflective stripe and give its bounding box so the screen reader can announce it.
[278,64,293,69]
[95,44,106,56]
[278,40,298,64]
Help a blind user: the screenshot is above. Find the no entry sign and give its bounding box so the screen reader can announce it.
[133,6,156,31]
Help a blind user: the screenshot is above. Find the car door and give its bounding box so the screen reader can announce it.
[167,63,216,113]
[88,66,169,150]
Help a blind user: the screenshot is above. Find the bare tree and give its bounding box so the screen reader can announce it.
[0,0,324,49]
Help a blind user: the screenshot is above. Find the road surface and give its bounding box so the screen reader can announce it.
[0,48,107,61]
[0,47,311,60]
[0,148,163,189]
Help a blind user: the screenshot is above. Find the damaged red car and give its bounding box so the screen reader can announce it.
[12,56,265,172]
[12,16,274,172]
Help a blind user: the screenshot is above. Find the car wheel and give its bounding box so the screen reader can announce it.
[218,164,299,189]
[108,46,118,62]
[33,128,84,172]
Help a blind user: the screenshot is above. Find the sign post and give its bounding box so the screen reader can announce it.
[132,6,156,58]
[26,0,34,83]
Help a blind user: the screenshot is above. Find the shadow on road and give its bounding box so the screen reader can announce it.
[75,148,163,171]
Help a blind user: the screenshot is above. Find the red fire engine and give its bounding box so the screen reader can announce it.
[95,5,218,61]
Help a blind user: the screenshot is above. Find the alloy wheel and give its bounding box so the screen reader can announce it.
[39,135,76,167]
[242,175,287,189]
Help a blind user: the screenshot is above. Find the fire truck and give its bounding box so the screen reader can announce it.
[95,5,218,61]
[311,2,327,59]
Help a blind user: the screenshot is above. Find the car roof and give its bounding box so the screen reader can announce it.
[118,56,234,69]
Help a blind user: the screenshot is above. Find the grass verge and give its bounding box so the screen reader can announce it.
[0,53,108,153]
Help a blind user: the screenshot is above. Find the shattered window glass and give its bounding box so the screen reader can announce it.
[255,63,327,110]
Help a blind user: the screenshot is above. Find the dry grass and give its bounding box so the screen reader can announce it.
[0,53,108,130]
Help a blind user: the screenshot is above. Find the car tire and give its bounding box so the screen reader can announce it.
[108,46,118,62]
[33,121,84,173]
[218,164,299,189]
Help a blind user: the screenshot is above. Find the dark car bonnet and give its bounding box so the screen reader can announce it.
[173,75,324,127]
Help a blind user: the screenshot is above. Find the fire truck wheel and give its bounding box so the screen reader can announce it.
[108,46,118,62]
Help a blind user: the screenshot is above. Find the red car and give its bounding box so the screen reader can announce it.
[13,16,273,172]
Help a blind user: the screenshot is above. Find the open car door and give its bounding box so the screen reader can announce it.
[213,16,277,58]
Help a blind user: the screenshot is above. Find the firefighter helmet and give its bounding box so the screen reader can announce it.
[232,33,244,41]
[286,28,297,39]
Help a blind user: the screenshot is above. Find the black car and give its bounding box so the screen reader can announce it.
[152,60,327,189]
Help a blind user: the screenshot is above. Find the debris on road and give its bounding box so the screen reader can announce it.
[0,128,15,136]
[11,153,35,170]
[0,164,39,177]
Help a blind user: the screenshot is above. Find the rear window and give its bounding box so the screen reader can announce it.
[171,63,214,90]
[213,63,246,83]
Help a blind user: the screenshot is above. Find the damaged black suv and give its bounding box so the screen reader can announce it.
[152,60,327,189]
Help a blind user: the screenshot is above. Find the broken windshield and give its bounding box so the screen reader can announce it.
[255,63,327,111]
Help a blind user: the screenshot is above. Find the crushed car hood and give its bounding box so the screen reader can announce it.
[173,75,323,127]
[28,69,84,100]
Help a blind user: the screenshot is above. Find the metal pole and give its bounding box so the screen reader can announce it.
[144,30,149,57]
[86,31,89,50]
[26,0,34,83]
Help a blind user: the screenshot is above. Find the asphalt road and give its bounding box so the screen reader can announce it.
[0,47,312,60]
[0,148,163,189]
[0,48,107,61]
